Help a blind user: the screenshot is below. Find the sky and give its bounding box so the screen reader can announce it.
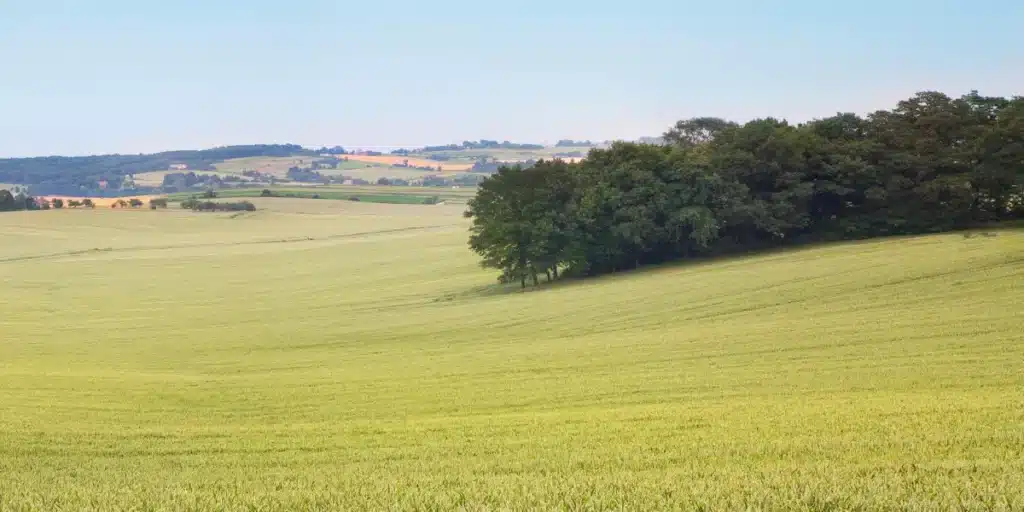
[0,0,1021,157]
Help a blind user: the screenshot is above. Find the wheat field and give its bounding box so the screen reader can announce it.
[0,200,1021,511]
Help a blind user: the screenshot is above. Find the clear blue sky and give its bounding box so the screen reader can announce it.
[1,0,1021,157]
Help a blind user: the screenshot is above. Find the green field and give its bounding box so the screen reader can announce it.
[168,185,473,205]
[0,201,1021,510]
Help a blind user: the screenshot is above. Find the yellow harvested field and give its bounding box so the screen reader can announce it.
[345,154,473,171]
[36,195,163,208]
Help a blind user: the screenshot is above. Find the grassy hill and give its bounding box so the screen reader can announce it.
[0,202,1021,510]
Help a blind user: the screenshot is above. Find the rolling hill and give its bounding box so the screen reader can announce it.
[0,201,1020,510]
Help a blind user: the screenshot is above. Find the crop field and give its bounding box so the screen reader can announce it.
[0,202,1021,511]
[134,157,465,184]
[168,185,474,205]
[133,170,248,187]
[212,156,315,177]
[319,161,449,181]
[344,154,474,172]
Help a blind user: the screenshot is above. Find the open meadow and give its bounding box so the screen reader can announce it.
[0,200,1022,510]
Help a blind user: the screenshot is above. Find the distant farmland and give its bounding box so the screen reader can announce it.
[343,153,474,171]
[168,185,475,205]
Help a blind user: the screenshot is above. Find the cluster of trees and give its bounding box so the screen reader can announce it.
[0,189,41,211]
[423,140,544,152]
[1,190,107,211]
[553,151,585,158]
[64,198,96,208]
[180,197,256,212]
[287,167,331,183]
[161,172,245,191]
[555,139,596,147]
[310,159,340,170]
[241,170,275,183]
[471,158,537,173]
[466,91,1024,287]
[109,198,146,208]
[0,144,308,196]
[316,146,348,155]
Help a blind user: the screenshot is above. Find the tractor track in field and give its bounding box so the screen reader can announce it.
[0,224,462,265]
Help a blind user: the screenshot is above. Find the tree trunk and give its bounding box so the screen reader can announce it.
[552,266,559,279]
[531,272,539,286]
[545,269,552,282]
[520,277,526,289]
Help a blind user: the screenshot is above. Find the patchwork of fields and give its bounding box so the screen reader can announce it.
[0,201,1021,510]
[130,145,597,188]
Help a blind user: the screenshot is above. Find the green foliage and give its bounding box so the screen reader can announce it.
[555,139,595,147]
[467,91,1024,284]
[0,188,39,211]
[148,198,168,209]
[423,140,544,152]
[180,197,256,212]
[50,198,64,209]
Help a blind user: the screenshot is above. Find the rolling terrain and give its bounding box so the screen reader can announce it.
[0,201,1021,510]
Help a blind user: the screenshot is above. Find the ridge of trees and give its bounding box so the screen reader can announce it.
[466,90,1024,287]
[555,139,596,147]
[0,144,309,196]
[422,140,545,152]
[180,196,256,212]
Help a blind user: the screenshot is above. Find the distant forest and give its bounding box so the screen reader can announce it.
[466,91,1024,287]
[0,144,309,196]
[421,140,545,152]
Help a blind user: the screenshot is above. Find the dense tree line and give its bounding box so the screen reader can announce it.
[287,167,331,183]
[0,189,39,211]
[423,140,545,152]
[180,197,256,212]
[472,158,537,173]
[0,144,309,195]
[555,139,596,147]
[466,91,1024,287]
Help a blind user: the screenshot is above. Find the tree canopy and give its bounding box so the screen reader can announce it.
[466,91,1024,286]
